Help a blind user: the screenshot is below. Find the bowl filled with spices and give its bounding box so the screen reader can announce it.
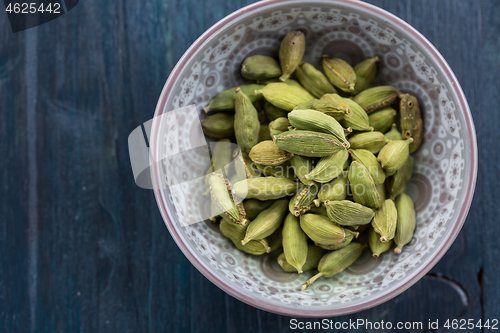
[149,0,477,317]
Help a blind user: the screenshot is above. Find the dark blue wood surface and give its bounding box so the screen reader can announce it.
[0,0,497,332]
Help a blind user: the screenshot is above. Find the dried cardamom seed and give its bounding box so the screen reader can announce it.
[386,155,414,200]
[289,184,320,216]
[352,85,400,114]
[349,149,386,184]
[299,213,356,245]
[304,148,349,183]
[369,107,397,133]
[322,94,372,132]
[296,62,337,98]
[322,56,357,93]
[314,229,356,250]
[324,199,375,227]
[348,161,381,209]
[377,139,412,176]
[232,177,299,200]
[348,131,388,154]
[273,130,345,157]
[394,193,416,254]
[241,55,281,81]
[278,244,326,273]
[220,220,271,255]
[400,94,423,153]
[282,213,308,273]
[255,82,314,111]
[288,109,350,146]
[372,199,398,242]
[279,31,305,81]
[249,140,293,166]
[368,225,393,257]
[293,99,350,121]
[241,199,288,244]
[208,172,245,225]
[352,56,379,94]
[235,88,260,156]
[203,84,264,113]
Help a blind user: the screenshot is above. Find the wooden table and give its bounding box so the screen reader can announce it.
[0,0,496,331]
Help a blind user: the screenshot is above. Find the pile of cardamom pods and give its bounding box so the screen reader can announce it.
[201,30,422,290]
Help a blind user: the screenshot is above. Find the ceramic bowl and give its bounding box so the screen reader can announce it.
[149,0,477,317]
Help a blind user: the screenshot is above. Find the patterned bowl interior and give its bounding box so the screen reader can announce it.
[152,0,474,316]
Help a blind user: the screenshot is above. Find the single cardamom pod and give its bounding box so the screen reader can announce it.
[304,149,349,183]
[211,139,234,173]
[288,109,350,147]
[384,123,403,141]
[314,229,356,250]
[273,130,345,157]
[294,99,350,121]
[279,31,305,81]
[317,173,348,203]
[201,113,235,138]
[258,125,272,142]
[400,94,423,153]
[232,177,299,200]
[349,149,386,184]
[243,199,274,221]
[249,140,293,166]
[369,107,397,133]
[352,56,379,94]
[296,62,337,98]
[387,155,414,200]
[282,213,308,273]
[368,225,393,257]
[376,182,386,208]
[241,55,282,80]
[242,199,288,244]
[322,94,372,131]
[220,220,271,255]
[299,213,356,245]
[289,155,315,185]
[235,88,261,156]
[269,117,291,137]
[208,172,246,225]
[394,193,416,254]
[255,82,314,111]
[289,184,320,216]
[255,162,296,180]
[308,205,329,217]
[352,85,400,114]
[372,199,398,242]
[264,100,288,121]
[278,244,326,273]
[203,84,264,113]
[324,199,375,227]
[302,243,366,290]
[267,225,283,252]
[377,139,413,176]
[348,131,388,154]
[348,161,381,209]
[321,56,357,93]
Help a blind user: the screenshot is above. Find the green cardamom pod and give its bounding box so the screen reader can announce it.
[394,193,416,254]
[232,177,299,200]
[235,88,260,156]
[322,94,372,131]
[241,55,281,81]
[264,100,288,121]
[348,131,388,154]
[273,130,345,157]
[368,225,393,257]
[267,225,283,252]
[317,173,348,203]
[352,56,379,94]
[348,161,381,209]
[282,213,309,273]
[400,94,423,153]
[249,140,293,166]
[269,117,291,137]
[279,31,305,81]
[321,56,357,93]
[288,109,350,146]
[278,244,326,273]
[372,199,398,242]
[304,149,349,183]
[308,205,329,217]
[314,229,356,250]
[369,107,397,133]
[243,199,274,221]
[201,113,235,138]
[256,83,314,111]
[377,139,412,176]
[376,182,386,208]
[384,123,403,141]
[208,172,246,225]
[220,220,271,255]
[294,99,350,121]
[302,243,366,290]
[289,184,320,216]
[211,139,234,173]
[299,213,356,246]
[296,62,337,98]
[349,149,386,184]
[352,85,400,114]
[203,84,264,113]
[289,155,315,185]
[324,199,375,227]
[258,125,272,142]
[242,199,288,245]
[386,155,414,200]
[255,162,296,180]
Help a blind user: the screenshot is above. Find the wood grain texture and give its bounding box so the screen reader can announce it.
[0,0,496,332]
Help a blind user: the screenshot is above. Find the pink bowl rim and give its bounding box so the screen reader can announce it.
[149,0,478,317]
